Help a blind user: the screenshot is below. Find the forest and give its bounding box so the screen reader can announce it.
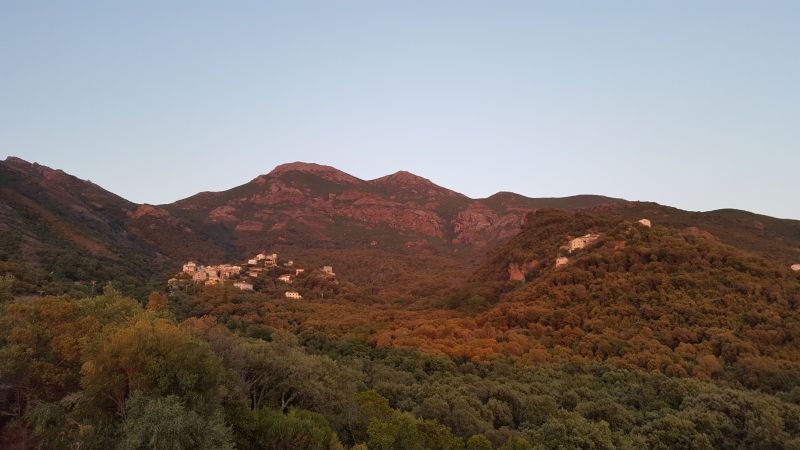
[2,209,800,448]
[2,280,800,449]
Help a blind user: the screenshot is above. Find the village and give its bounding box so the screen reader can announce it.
[169,251,336,300]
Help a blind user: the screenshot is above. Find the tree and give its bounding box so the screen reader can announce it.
[146,291,168,312]
[234,331,361,418]
[119,393,233,450]
[528,413,618,450]
[235,408,339,450]
[0,273,14,303]
[694,355,723,381]
[80,318,227,417]
[499,436,533,450]
[637,415,713,450]
[467,434,494,450]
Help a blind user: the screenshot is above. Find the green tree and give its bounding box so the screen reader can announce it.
[637,415,713,450]
[119,393,233,450]
[234,407,340,450]
[0,273,14,302]
[80,317,227,417]
[467,434,494,450]
[528,413,618,450]
[499,436,533,450]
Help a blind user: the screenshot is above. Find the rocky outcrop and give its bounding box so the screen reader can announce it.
[452,203,528,246]
[128,204,173,220]
[508,260,539,281]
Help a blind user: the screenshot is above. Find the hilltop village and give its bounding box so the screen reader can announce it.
[169,252,336,300]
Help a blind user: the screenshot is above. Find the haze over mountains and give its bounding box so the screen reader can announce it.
[1,155,799,296]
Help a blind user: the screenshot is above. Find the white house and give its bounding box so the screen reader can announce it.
[295,268,305,276]
[285,291,302,300]
[322,265,335,277]
[278,274,292,283]
[555,257,569,267]
[792,264,800,272]
[638,219,652,228]
[234,281,253,291]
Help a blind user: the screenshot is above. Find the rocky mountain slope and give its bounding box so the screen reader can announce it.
[167,162,619,254]
[2,156,799,296]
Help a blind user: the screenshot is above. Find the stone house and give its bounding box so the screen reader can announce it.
[569,234,600,252]
[218,265,241,279]
[192,270,208,282]
[182,261,197,274]
[322,266,335,277]
[264,254,278,267]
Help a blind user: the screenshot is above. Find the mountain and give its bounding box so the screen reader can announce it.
[369,209,800,389]
[168,161,618,254]
[4,157,800,448]
[2,156,799,296]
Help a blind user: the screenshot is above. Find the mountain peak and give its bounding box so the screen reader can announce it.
[269,162,339,175]
[371,170,465,198]
[255,162,363,185]
[2,156,71,180]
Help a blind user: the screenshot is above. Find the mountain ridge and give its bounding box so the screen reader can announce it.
[2,156,799,297]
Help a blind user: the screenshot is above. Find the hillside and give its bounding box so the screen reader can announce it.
[2,156,799,300]
[0,158,623,296]
[0,158,172,295]
[368,209,800,391]
[4,159,800,448]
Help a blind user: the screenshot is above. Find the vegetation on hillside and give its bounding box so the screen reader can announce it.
[2,285,800,449]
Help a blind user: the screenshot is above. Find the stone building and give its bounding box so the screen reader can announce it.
[569,234,600,252]
[182,261,197,274]
[192,270,208,282]
[264,254,278,267]
[285,291,302,300]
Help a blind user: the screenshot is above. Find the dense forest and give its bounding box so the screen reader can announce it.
[3,176,800,448]
[2,283,800,449]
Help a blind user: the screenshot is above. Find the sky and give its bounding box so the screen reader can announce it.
[1,1,798,219]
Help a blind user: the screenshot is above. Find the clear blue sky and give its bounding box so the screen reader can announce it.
[1,1,798,218]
